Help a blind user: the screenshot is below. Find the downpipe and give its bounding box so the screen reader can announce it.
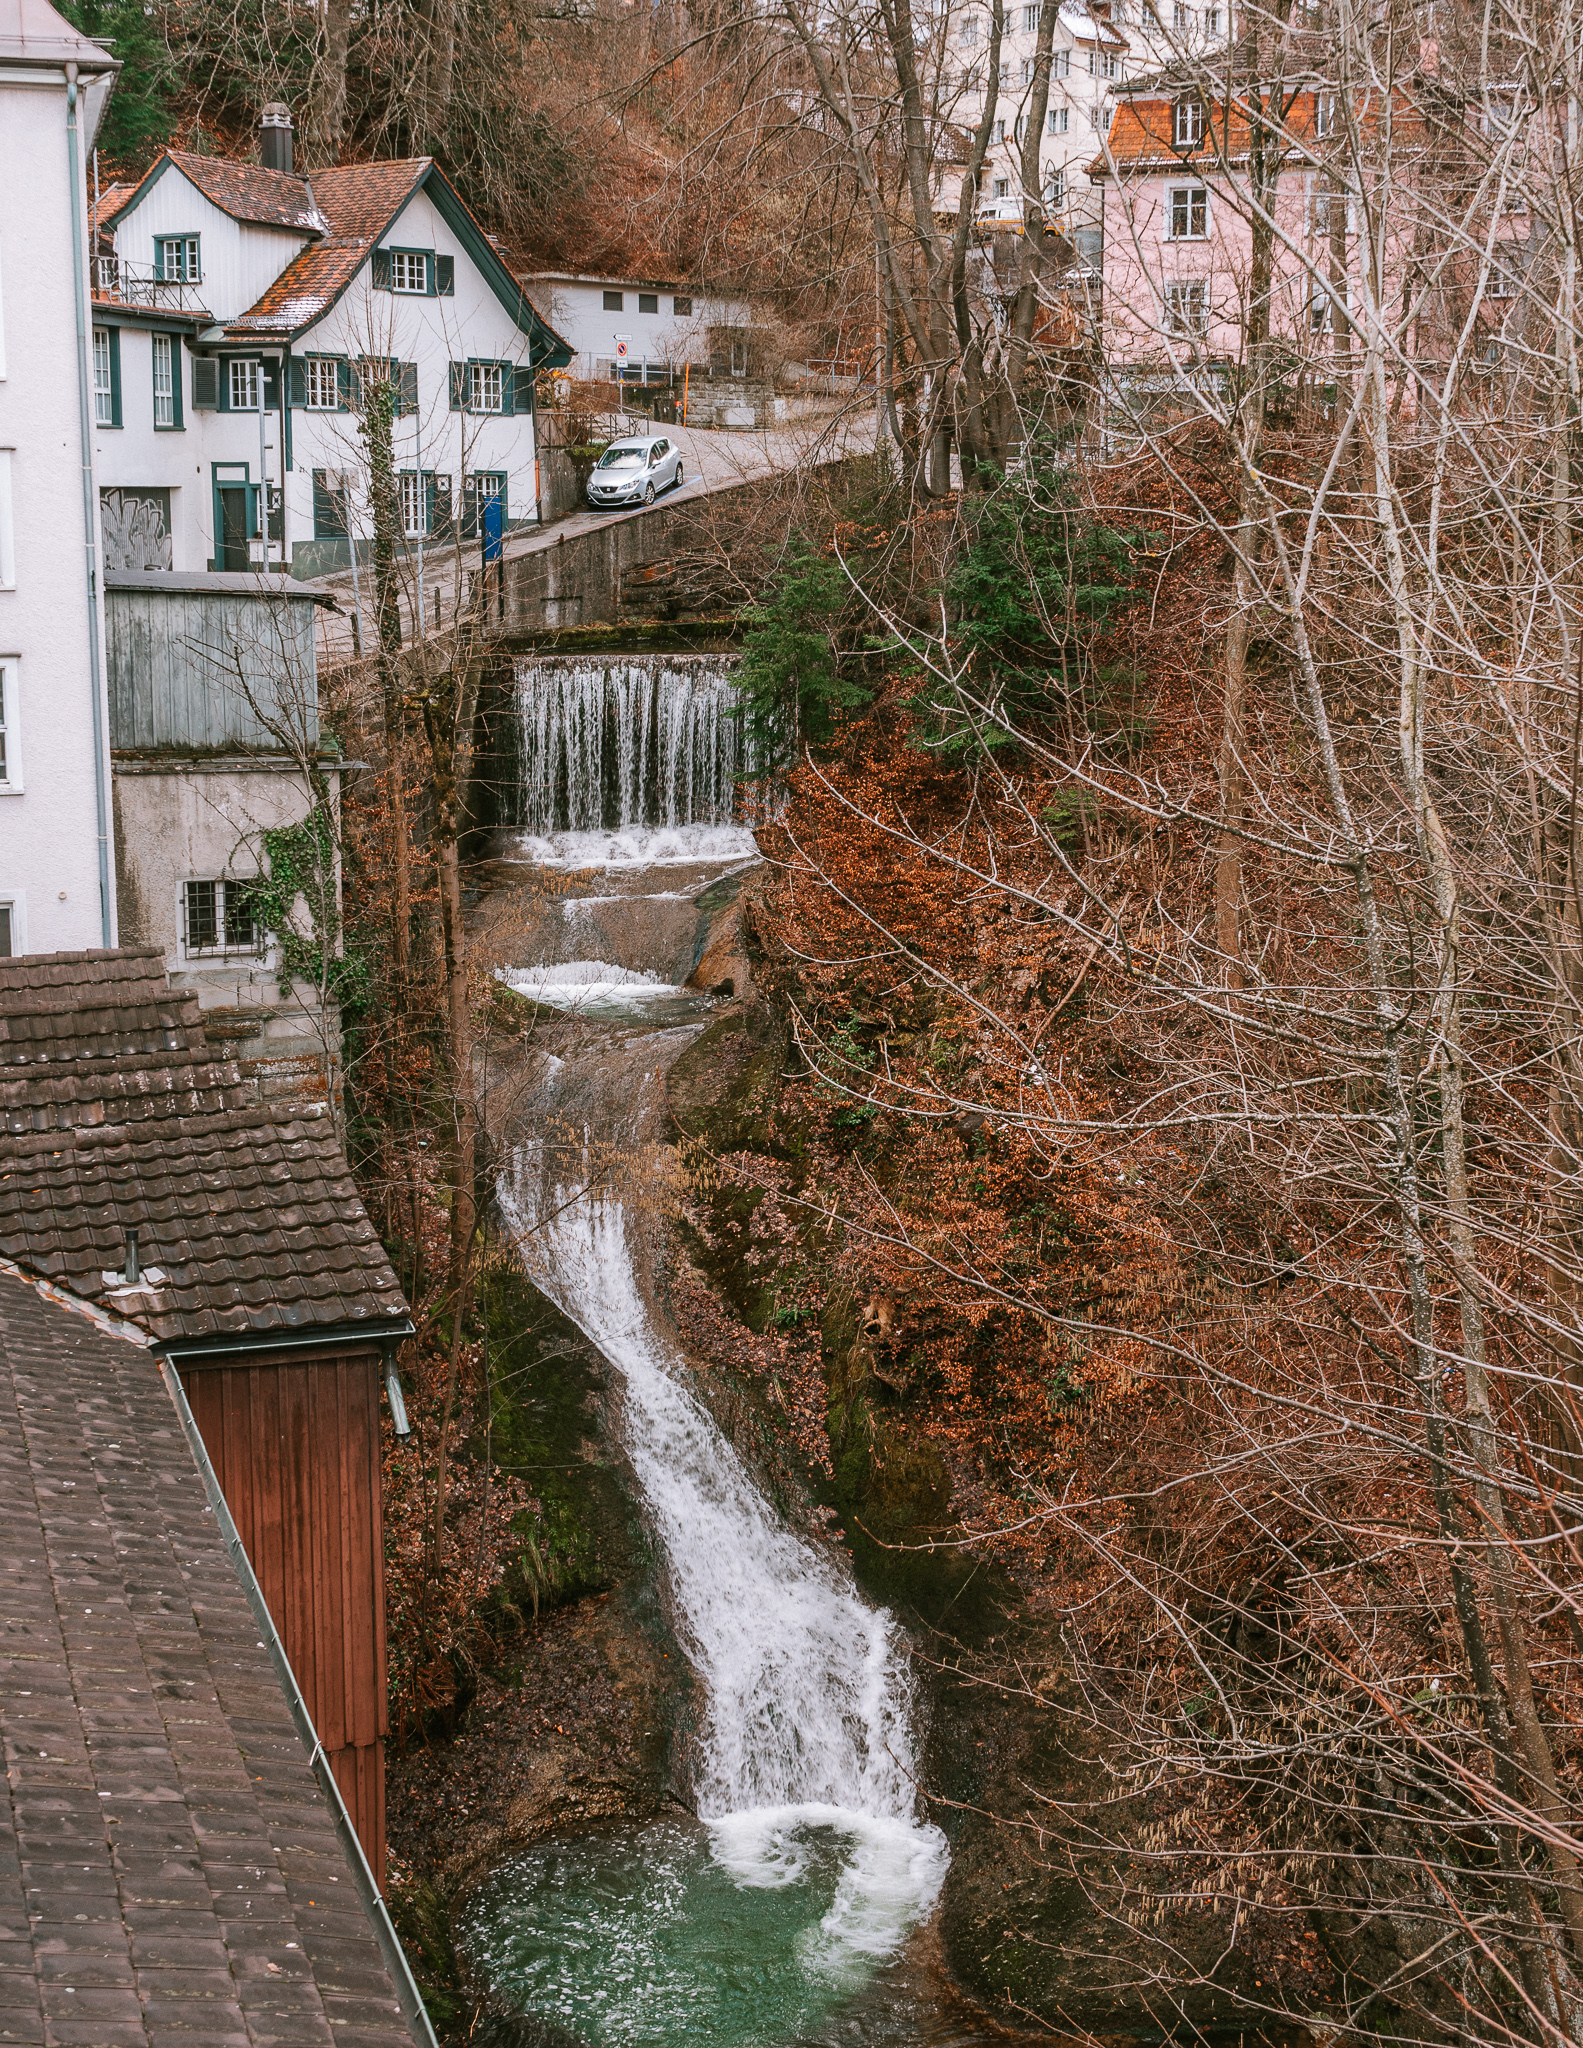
[65,63,114,947]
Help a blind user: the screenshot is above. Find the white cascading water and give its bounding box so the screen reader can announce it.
[514,656,747,836]
[498,1153,948,1954]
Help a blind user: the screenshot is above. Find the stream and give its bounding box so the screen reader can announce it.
[461,657,1011,2048]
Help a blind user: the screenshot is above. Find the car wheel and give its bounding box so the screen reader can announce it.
[644,482,656,504]
[674,460,684,487]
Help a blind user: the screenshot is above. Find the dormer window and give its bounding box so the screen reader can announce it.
[1173,96,1204,145]
[1313,89,1336,137]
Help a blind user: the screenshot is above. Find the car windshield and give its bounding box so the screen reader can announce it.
[596,446,647,470]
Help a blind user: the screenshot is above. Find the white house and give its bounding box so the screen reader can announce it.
[91,116,572,580]
[0,0,120,957]
[521,272,751,386]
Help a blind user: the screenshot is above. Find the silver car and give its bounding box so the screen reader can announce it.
[586,435,685,509]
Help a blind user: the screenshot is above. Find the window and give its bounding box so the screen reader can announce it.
[1173,0,1191,23]
[1046,164,1067,207]
[1088,45,1117,75]
[1144,0,1160,21]
[1308,180,1356,237]
[1023,3,1039,26]
[152,332,180,429]
[1308,278,1348,332]
[996,117,1008,141]
[0,904,11,957]
[304,356,341,410]
[638,292,659,314]
[93,326,119,426]
[390,250,428,294]
[1204,2,1220,25]
[0,658,18,791]
[399,471,430,537]
[958,13,979,41]
[1167,183,1208,236]
[0,453,12,589]
[1048,105,1069,132]
[1014,112,1025,140]
[999,58,1010,83]
[993,177,1011,198]
[603,288,624,311]
[468,361,505,412]
[1165,278,1208,333]
[1173,96,1203,145]
[186,880,260,956]
[229,358,260,411]
[1092,98,1113,128]
[183,878,263,958]
[1021,55,1034,81]
[1054,46,1070,72]
[1314,89,1336,137]
[155,235,200,283]
[673,295,693,315]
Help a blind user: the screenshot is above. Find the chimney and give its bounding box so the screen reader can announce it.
[260,103,294,176]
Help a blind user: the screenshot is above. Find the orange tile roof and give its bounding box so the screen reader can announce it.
[222,159,430,337]
[108,148,330,234]
[1094,82,1426,175]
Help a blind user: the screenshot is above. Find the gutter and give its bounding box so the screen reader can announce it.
[156,1351,440,2048]
[156,1313,416,1364]
[65,62,115,947]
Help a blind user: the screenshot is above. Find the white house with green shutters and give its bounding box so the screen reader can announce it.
[90,113,571,580]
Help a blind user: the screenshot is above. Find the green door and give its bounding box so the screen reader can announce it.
[218,485,250,571]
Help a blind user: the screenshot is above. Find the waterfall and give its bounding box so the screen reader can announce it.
[498,1152,946,1948]
[512,656,747,836]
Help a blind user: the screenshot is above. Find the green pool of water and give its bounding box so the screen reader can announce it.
[461,1810,964,2048]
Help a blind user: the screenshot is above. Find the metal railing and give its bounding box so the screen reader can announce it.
[93,254,209,315]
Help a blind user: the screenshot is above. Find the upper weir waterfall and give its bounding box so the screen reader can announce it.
[460,651,973,2047]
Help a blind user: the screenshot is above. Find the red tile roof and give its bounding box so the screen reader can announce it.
[221,159,430,338]
[145,148,329,234]
[0,948,407,1347]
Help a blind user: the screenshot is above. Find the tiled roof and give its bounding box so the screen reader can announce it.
[141,148,329,234]
[221,159,431,338]
[0,949,407,1347]
[90,180,135,239]
[0,1269,414,2048]
[1096,85,1398,172]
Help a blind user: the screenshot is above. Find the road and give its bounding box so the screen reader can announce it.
[308,403,878,662]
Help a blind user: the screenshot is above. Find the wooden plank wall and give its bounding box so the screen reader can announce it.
[105,587,320,752]
[181,1346,388,1879]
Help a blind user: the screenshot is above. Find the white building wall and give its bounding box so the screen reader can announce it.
[95,179,548,576]
[0,66,115,955]
[113,171,313,325]
[522,275,750,382]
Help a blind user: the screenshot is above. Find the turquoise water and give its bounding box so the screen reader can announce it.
[462,1812,975,2048]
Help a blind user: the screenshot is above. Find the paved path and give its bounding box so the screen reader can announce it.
[310,405,878,662]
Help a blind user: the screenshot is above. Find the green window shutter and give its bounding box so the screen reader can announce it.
[108,327,122,428]
[337,358,353,410]
[192,356,219,410]
[288,356,306,407]
[216,357,231,412]
[449,362,465,411]
[371,248,391,290]
[436,255,455,296]
[246,481,261,538]
[426,254,437,298]
[172,339,184,428]
[312,469,349,538]
[432,474,454,536]
[512,364,534,416]
[398,360,418,415]
[262,360,281,411]
[152,240,164,282]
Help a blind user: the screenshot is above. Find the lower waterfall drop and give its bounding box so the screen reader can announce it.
[469,1148,950,2047]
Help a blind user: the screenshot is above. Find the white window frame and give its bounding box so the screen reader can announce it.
[152,333,175,428]
[0,894,22,958]
[304,357,340,410]
[993,176,1011,198]
[399,471,429,538]
[1173,0,1191,24]
[180,876,267,962]
[1314,89,1337,138]
[1173,96,1203,146]
[157,236,200,283]
[1054,47,1070,73]
[1164,277,1208,335]
[1048,105,1069,133]
[1166,183,1209,238]
[1023,3,1039,26]
[93,328,114,425]
[1045,164,1067,208]
[0,451,12,590]
[468,362,506,413]
[958,12,979,41]
[390,250,428,295]
[229,358,260,411]
[1204,1,1220,25]
[0,656,21,792]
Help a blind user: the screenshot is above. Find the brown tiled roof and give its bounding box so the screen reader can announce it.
[0,1269,413,2048]
[130,148,330,234]
[0,949,407,1347]
[222,159,430,338]
[1096,85,1335,172]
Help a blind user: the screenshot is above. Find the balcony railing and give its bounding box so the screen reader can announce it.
[93,255,209,315]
